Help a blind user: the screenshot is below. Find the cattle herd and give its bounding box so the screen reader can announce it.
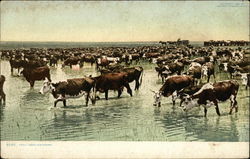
[0,43,249,117]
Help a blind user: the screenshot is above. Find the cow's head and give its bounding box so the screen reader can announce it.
[39,78,54,94]
[180,95,199,111]
[240,73,248,86]
[222,63,228,71]
[151,90,162,107]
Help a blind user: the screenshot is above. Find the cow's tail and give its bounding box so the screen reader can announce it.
[139,68,143,89]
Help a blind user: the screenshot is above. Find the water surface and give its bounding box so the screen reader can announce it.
[0,60,249,141]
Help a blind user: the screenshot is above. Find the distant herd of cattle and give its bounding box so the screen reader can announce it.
[0,44,249,117]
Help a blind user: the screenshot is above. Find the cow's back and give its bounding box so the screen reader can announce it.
[213,80,239,101]
[23,66,50,81]
[95,73,127,91]
[160,75,193,96]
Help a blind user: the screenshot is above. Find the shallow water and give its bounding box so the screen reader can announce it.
[0,60,249,141]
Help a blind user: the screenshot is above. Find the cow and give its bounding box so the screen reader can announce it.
[118,66,143,90]
[239,73,250,89]
[123,53,141,64]
[155,62,184,83]
[99,66,143,91]
[96,57,110,70]
[81,54,96,66]
[0,75,6,105]
[201,62,216,83]
[39,77,96,107]
[62,57,81,68]
[222,60,250,78]
[192,57,210,65]
[9,59,27,75]
[159,41,167,46]
[25,59,47,69]
[152,75,194,106]
[21,66,51,87]
[180,80,239,117]
[186,62,202,85]
[93,72,133,100]
[49,56,58,67]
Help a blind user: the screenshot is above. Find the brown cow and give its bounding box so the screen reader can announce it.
[22,66,51,87]
[181,80,239,117]
[0,75,6,104]
[62,57,81,68]
[187,62,202,85]
[100,66,143,91]
[93,72,133,100]
[152,75,194,106]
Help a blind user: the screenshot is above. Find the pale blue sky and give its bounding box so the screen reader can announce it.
[1,1,249,42]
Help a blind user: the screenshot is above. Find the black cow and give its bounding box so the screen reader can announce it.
[155,62,184,83]
[9,59,27,75]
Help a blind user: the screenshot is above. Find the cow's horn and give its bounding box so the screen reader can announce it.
[150,89,156,93]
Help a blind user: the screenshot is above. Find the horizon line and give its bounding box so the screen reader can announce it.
[1,39,249,43]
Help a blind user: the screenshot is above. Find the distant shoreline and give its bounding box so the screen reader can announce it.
[0,41,204,50]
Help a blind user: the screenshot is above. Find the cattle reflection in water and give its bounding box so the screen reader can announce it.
[154,108,240,141]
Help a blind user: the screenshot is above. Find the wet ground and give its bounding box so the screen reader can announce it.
[0,60,249,141]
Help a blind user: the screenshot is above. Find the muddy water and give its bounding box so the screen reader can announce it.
[0,60,249,141]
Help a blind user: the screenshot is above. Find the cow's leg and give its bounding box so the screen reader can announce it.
[85,92,90,106]
[204,108,208,117]
[172,91,177,106]
[54,99,59,107]
[213,73,216,82]
[135,79,139,90]
[158,102,161,107]
[17,68,20,76]
[229,96,234,115]
[105,90,109,100]
[124,83,132,97]
[161,75,165,83]
[2,92,6,104]
[63,99,67,107]
[229,95,238,114]
[214,102,221,116]
[207,75,210,83]
[47,74,52,82]
[54,99,60,107]
[234,99,238,113]
[30,81,35,88]
[118,89,122,98]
